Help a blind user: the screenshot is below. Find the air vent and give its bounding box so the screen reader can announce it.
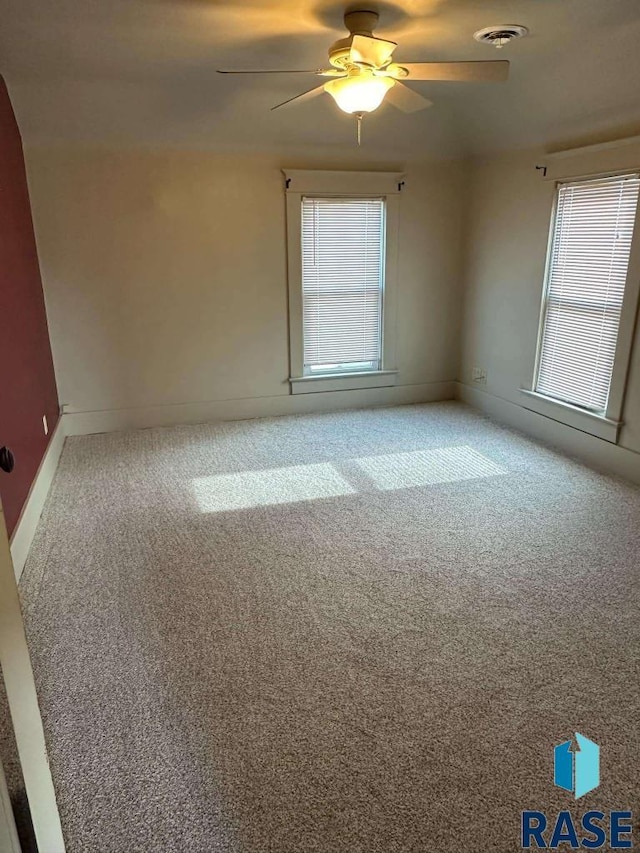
[473,25,529,49]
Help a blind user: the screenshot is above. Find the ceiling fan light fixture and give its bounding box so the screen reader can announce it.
[324,73,394,114]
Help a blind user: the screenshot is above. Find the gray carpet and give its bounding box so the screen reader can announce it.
[18,402,640,852]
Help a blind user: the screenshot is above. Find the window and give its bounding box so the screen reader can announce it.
[535,174,640,413]
[301,197,385,376]
[284,169,402,395]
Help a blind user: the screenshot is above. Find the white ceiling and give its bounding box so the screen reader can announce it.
[2,0,640,158]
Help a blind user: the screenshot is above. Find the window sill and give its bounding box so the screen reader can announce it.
[519,389,622,443]
[290,370,399,395]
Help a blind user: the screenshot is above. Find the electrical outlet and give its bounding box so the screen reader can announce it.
[42,414,48,435]
[472,367,487,385]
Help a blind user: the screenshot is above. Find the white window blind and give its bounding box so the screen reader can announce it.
[535,174,640,412]
[301,197,385,374]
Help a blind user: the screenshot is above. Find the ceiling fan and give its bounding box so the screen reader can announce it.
[217,9,509,141]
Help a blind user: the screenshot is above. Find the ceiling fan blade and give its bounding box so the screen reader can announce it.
[385,82,433,113]
[217,69,325,75]
[391,60,509,82]
[350,34,397,68]
[271,84,326,111]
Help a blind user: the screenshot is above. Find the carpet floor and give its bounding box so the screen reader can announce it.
[16,402,640,852]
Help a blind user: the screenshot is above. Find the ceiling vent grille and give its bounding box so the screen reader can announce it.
[473,25,529,49]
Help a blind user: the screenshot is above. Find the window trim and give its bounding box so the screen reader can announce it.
[519,389,622,443]
[522,171,640,443]
[284,169,403,394]
[289,369,399,395]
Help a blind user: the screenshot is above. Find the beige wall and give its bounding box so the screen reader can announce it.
[25,148,465,420]
[461,144,640,457]
[20,140,640,477]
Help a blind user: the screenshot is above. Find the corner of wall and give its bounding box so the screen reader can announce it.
[455,143,640,486]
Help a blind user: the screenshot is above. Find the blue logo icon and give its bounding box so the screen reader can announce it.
[553,733,600,799]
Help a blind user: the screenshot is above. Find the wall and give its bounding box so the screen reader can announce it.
[17,135,640,483]
[23,147,466,430]
[460,143,640,474]
[0,79,58,536]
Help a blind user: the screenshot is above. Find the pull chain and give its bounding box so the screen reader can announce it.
[356,112,363,147]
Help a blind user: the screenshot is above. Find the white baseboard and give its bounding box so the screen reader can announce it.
[457,382,640,485]
[63,381,456,436]
[10,418,66,582]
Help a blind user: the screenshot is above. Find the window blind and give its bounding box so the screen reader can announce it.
[536,174,640,412]
[301,197,385,373]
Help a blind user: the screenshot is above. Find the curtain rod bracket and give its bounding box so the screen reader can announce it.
[398,180,405,191]
[535,165,547,177]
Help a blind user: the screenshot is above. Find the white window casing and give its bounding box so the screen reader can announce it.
[523,171,640,442]
[284,170,403,395]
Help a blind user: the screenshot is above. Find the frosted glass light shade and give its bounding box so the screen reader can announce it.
[324,75,394,114]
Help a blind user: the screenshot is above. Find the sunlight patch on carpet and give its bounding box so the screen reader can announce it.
[356,445,506,489]
[192,462,356,512]
[192,446,506,512]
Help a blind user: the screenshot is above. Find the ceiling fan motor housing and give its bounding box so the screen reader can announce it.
[329,10,381,69]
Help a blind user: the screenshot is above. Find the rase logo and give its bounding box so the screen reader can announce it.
[554,733,599,799]
[521,734,634,850]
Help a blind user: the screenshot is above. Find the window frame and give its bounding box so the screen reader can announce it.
[523,170,640,443]
[284,169,402,395]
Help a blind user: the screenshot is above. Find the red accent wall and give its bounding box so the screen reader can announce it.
[0,77,59,536]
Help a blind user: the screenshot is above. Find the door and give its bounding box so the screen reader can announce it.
[0,499,65,852]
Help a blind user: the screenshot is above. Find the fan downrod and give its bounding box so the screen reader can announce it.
[343,10,379,35]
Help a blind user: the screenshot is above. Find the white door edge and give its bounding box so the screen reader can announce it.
[0,504,66,852]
